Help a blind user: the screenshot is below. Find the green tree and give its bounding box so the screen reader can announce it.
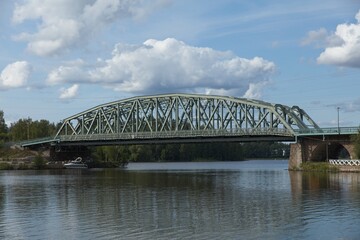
[160,144,180,161]
[9,118,57,141]
[32,154,46,169]
[32,120,57,138]
[0,110,8,145]
[9,118,30,141]
[0,110,7,133]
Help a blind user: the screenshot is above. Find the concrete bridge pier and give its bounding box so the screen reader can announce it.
[289,135,355,169]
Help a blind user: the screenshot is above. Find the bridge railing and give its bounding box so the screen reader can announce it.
[294,127,359,136]
[20,137,59,147]
[329,159,360,166]
[58,128,294,142]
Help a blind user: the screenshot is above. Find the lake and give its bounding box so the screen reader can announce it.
[0,160,359,239]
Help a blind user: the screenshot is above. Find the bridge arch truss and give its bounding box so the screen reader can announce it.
[55,93,320,144]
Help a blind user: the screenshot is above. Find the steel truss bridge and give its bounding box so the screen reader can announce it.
[21,93,358,147]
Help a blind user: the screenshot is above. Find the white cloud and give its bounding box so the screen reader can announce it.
[59,84,79,99]
[48,65,88,86]
[301,28,328,47]
[302,28,344,48]
[0,61,31,89]
[47,38,275,98]
[12,0,171,56]
[244,82,270,99]
[315,10,360,68]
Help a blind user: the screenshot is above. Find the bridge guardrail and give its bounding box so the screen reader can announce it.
[294,127,359,136]
[329,159,360,166]
[58,128,294,142]
[20,137,58,147]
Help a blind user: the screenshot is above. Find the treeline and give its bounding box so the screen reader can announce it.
[92,142,290,162]
[0,111,58,143]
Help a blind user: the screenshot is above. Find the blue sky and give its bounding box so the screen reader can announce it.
[1,0,360,128]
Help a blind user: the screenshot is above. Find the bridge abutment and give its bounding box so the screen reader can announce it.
[289,135,356,169]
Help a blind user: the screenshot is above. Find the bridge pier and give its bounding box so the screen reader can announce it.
[289,135,356,169]
[289,143,303,169]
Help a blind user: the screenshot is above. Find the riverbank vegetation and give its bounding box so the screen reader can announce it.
[0,113,57,143]
[296,162,339,172]
[91,142,290,163]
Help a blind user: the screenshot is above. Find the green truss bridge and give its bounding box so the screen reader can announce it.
[21,93,358,148]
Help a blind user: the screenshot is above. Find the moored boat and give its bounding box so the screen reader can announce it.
[64,157,88,169]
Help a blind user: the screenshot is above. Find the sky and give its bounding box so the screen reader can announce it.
[1,0,360,128]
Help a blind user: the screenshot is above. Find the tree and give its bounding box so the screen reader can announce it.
[0,110,8,145]
[0,110,7,134]
[9,118,57,141]
[32,154,46,169]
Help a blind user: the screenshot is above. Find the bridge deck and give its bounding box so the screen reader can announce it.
[20,137,59,147]
[56,128,295,146]
[20,127,359,148]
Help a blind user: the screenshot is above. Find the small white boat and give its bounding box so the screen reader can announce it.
[64,157,88,169]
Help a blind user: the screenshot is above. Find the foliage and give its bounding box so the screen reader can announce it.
[91,142,289,162]
[9,118,57,141]
[32,154,46,169]
[242,142,289,159]
[299,162,339,172]
[0,110,7,134]
[351,129,360,159]
[0,110,9,146]
[93,146,130,164]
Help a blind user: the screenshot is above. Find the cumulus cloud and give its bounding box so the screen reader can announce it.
[59,84,79,99]
[0,61,31,89]
[12,0,170,56]
[313,10,360,68]
[47,38,275,97]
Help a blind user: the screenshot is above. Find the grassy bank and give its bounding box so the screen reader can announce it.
[0,147,37,159]
[0,146,52,170]
[291,162,339,172]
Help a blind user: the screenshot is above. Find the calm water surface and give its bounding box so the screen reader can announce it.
[0,160,360,240]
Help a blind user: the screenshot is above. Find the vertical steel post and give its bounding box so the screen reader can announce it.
[337,107,340,134]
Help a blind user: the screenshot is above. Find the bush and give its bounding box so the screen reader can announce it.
[32,154,46,169]
[300,162,338,172]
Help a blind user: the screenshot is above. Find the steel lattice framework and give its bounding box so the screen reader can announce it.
[53,93,320,145]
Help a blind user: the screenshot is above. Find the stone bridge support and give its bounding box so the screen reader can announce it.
[289,135,355,169]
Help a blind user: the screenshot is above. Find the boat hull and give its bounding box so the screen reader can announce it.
[64,163,88,169]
